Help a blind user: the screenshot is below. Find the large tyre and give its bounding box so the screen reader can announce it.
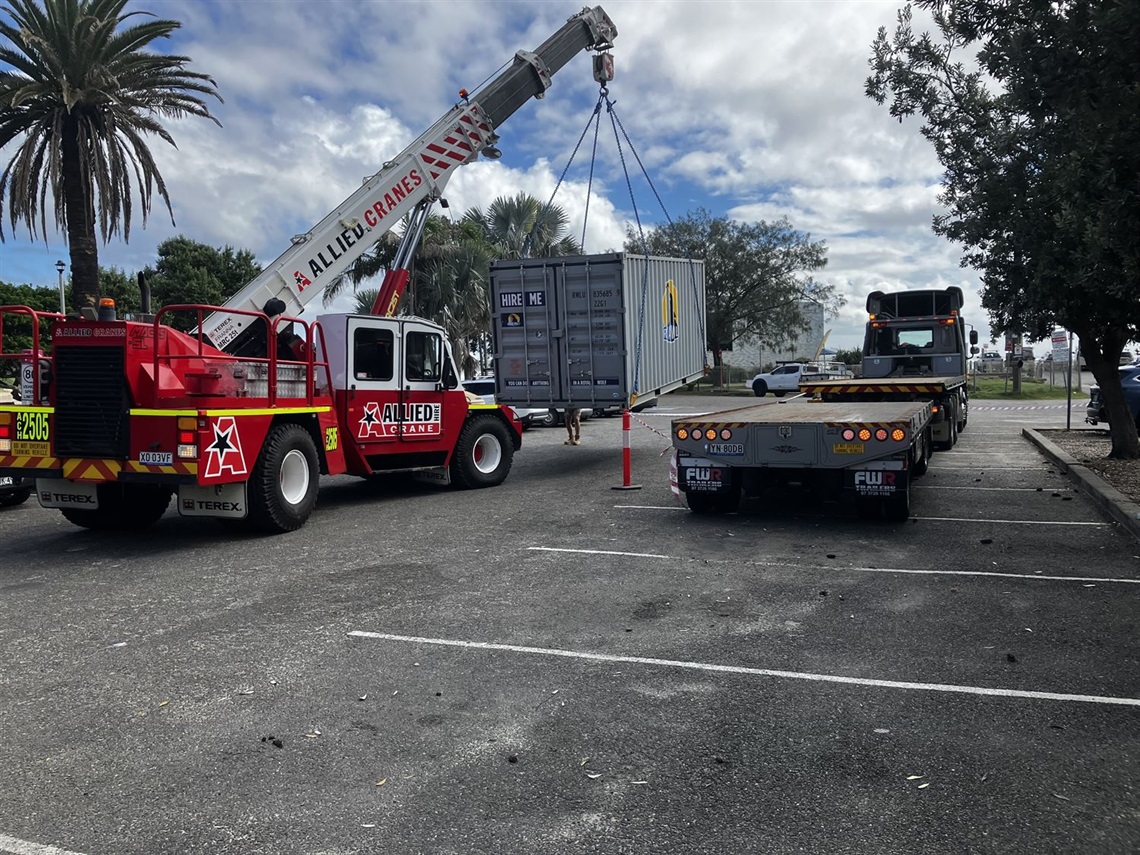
[884,486,911,521]
[60,484,171,531]
[0,486,32,507]
[450,415,513,489]
[247,424,320,533]
[912,430,930,477]
[685,491,716,513]
[752,380,768,398]
[537,409,558,428]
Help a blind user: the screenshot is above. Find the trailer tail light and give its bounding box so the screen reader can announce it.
[842,428,856,441]
[677,427,689,440]
[858,428,872,441]
[892,428,906,442]
[875,428,889,441]
[720,428,732,440]
[705,429,717,441]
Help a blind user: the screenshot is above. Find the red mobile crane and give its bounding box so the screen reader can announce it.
[0,7,617,533]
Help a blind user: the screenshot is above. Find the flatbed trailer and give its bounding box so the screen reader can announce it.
[798,374,968,449]
[671,399,933,520]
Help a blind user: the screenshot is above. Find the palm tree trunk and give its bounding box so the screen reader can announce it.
[60,114,100,310]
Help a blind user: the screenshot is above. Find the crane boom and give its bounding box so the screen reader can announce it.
[205,6,617,351]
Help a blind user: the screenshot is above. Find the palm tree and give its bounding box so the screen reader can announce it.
[463,192,582,259]
[0,0,221,309]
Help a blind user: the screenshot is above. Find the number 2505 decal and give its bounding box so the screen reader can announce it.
[324,427,339,451]
[15,411,50,441]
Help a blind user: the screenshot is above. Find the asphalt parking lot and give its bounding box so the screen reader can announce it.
[1,393,1137,855]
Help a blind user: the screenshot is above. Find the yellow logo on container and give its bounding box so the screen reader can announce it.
[661,279,679,343]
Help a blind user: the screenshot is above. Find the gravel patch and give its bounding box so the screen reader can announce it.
[1039,429,1140,504]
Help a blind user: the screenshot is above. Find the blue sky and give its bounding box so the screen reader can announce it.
[0,0,1016,353]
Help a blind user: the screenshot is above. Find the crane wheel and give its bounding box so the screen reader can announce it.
[248,424,319,533]
[60,484,171,531]
[451,415,513,489]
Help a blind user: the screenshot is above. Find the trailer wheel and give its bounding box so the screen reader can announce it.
[685,492,717,513]
[885,486,911,521]
[451,415,513,489]
[537,409,558,428]
[60,484,172,531]
[247,424,319,533]
[912,428,931,476]
[752,380,768,398]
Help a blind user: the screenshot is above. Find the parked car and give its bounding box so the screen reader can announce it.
[750,361,851,398]
[1086,364,1140,432]
[461,377,547,429]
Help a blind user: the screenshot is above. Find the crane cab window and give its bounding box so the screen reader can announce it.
[405,331,442,382]
[353,328,394,381]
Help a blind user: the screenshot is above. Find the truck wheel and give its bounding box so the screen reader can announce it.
[0,486,32,507]
[685,492,716,513]
[248,424,319,533]
[451,415,513,489]
[912,430,930,477]
[752,380,767,397]
[537,409,558,428]
[885,487,911,521]
[60,484,171,531]
[714,486,741,513]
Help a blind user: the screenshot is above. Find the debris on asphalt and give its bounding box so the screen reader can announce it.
[907,775,924,780]
[375,778,387,786]
[917,782,930,789]
[586,772,603,779]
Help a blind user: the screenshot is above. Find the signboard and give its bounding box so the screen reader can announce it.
[1051,329,1070,360]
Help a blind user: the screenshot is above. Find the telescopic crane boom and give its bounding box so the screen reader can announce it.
[206,6,617,352]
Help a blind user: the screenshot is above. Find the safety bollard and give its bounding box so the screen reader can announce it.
[611,408,642,491]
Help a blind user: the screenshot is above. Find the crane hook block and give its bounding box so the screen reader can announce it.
[593,52,615,84]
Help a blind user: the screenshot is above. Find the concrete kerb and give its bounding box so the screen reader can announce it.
[1024,428,1140,543]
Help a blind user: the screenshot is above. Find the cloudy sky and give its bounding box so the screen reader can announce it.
[0,0,1010,353]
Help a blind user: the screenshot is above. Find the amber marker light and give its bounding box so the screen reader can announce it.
[892,428,906,442]
[858,428,872,441]
[677,428,689,440]
[705,428,717,441]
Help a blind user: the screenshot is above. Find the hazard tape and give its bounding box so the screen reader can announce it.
[627,411,676,456]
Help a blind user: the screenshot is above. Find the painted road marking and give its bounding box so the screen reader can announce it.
[613,504,686,510]
[347,631,1140,708]
[914,485,1072,491]
[0,835,86,855]
[915,516,1106,526]
[526,547,1139,585]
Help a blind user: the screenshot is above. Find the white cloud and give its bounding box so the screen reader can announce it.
[0,0,996,349]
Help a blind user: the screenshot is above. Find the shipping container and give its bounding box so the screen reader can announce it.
[490,253,707,410]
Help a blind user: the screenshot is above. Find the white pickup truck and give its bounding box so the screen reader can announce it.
[749,361,853,397]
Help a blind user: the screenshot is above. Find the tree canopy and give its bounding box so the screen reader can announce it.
[141,236,260,329]
[867,0,1140,457]
[623,208,835,368]
[0,0,222,309]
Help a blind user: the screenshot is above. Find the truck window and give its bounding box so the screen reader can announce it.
[406,331,442,382]
[353,328,394,381]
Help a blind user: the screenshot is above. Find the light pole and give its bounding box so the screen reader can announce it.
[54,259,66,314]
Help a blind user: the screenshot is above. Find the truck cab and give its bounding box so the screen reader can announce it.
[861,287,969,378]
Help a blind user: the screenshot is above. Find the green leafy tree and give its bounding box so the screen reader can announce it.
[0,0,222,310]
[867,0,1140,457]
[141,236,260,330]
[834,347,864,368]
[625,208,836,374]
[97,265,139,314]
[0,280,58,385]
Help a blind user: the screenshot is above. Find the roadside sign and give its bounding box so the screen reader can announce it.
[1051,329,1069,360]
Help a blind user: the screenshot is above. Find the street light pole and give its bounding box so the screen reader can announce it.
[55,260,66,314]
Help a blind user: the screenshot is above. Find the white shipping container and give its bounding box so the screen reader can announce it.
[490,253,707,409]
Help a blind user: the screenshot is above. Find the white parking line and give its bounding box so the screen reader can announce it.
[347,631,1140,707]
[915,516,1105,526]
[526,547,1139,584]
[915,486,1072,491]
[0,835,85,855]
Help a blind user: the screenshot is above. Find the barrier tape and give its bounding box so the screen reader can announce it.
[627,410,675,455]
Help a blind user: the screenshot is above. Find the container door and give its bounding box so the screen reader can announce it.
[492,264,560,404]
[560,259,627,406]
